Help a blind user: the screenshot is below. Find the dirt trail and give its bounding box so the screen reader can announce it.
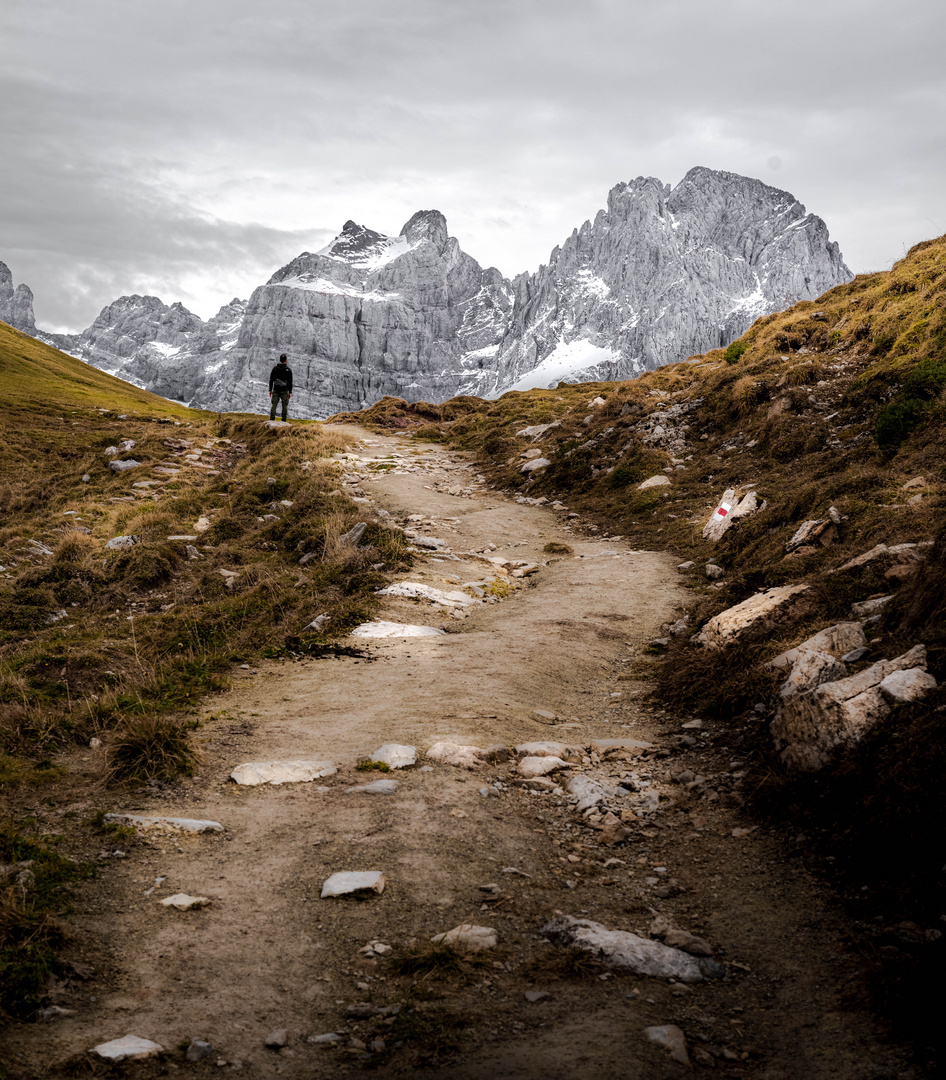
[10,429,912,1078]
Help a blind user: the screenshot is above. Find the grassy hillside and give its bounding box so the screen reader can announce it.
[0,323,410,1024]
[334,235,946,1054]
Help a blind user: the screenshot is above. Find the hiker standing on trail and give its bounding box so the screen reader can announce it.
[268,353,293,421]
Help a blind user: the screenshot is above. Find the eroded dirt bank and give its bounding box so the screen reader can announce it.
[7,429,914,1079]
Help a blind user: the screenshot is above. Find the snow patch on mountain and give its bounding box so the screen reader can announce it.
[493,338,623,395]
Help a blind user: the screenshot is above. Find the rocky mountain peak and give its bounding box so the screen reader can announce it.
[400,210,449,251]
[0,260,36,334]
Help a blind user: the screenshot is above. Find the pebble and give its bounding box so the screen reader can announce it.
[265,1029,288,1049]
[186,1038,213,1062]
[645,1024,690,1065]
[105,535,140,550]
[524,991,550,1003]
[308,1033,343,1044]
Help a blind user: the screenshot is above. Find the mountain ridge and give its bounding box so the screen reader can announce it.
[1,167,851,416]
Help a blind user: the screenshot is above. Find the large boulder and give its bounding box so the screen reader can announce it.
[696,584,811,648]
[771,645,932,771]
[769,622,867,669]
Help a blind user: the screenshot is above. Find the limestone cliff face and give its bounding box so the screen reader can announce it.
[3,168,852,416]
[0,261,37,334]
[65,295,247,402]
[463,167,852,395]
[199,211,512,416]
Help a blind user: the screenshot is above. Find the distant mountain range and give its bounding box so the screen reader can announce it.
[1,167,851,417]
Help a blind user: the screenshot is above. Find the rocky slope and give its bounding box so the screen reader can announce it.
[2,168,850,416]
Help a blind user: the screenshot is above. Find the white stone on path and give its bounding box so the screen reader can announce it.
[103,814,224,834]
[566,774,615,813]
[515,741,582,761]
[645,1025,691,1066]
[426,742,489,769]
[321,871,385,898]
[161,893,211,911]
[518,755,569,779]
[230,761,336,786]
[351,621,446,638]
[345,779,399,795]
[589,737,654,753]
[372,743,416,769]
[108,459,141,473]
[431,924,498,951]
[91,1035,164,1062]
[376,582,474,607]
[542,916,711,982]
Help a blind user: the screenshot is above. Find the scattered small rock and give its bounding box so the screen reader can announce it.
[161,893,211,911]
[105,535,140,550]
[345,778,399,795]
[426,742,489,769]
[265,1029,288,1049]
[91,1035,164,1062]
[431,923,498,951]
[372,743,416,769]
[103,814,224,834]
[320,871,385,898]
[186,1038,214,1062]
[645,1024,690,1066]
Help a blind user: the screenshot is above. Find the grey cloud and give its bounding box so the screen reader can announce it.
[1,0,943,331]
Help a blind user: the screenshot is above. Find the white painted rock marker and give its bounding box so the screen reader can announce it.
[160,893,211,911]
[103,814,224,834]
[321,871,385,898]
[230,761,336,786]
[91,1035,164,1061]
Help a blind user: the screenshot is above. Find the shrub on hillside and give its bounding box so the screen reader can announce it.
[105,716,200,784]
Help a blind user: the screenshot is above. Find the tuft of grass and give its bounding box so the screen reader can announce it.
[521,945,607,981]
[104,716,201,784]
[543,542,573,555]
[389,941,492,978]
[355,759,391,772]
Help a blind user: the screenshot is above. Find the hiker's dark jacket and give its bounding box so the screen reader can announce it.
[268,363,293,394]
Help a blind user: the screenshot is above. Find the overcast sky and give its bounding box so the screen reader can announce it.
[2,0,944,333]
